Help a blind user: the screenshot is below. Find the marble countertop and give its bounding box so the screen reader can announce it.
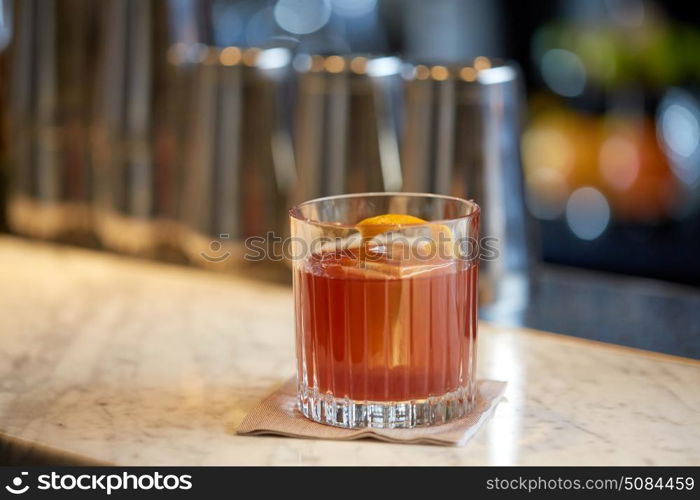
[0,236,698,465]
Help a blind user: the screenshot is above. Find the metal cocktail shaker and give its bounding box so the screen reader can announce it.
[292,54,404,203]
[91,0,173,256]
[8,0,96,243]
[176,45,295,269]
[401,60,533,315]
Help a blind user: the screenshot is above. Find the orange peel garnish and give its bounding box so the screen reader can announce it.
[356,213,454,259]
[356,213,427,239]
[429,223,454,259]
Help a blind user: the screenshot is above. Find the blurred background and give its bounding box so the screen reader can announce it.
[1,0,699,358]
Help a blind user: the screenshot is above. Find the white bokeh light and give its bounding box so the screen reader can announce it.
[366,56,402,77]
[658,90,700,186]
[541,49,586,97]
[274,0,331,35]
[565,187,610,240]
[256,48,292,70]
[662,104,700,159]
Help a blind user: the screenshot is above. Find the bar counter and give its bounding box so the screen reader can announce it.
[0,236,698,465]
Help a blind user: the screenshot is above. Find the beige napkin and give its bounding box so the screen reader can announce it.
[237,378,507,446]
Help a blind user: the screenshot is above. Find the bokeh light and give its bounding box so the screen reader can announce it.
[366,56,401,77]
[525,168,569,220]
[522,125,574,177]
[599,135,640,191]
[273,0,331,35]
[477,65,516,85]
[662,105,699,159]
[256,47,291,70]
[350,56,368,74]
[414,64,430,81]
[430,65,449,81]
[459,67,477,82]
[566,187,611,240]
[323,55,345,73]
[540,49,586,97]
[474,56,491,71]
[219,46,242,66]
[658,90,700,186]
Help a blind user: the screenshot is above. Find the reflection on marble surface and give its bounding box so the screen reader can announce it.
[481,264,700,359]
[485,333,524,465]
[0,236,698,465]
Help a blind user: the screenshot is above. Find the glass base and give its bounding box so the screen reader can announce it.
[297,382,476,429]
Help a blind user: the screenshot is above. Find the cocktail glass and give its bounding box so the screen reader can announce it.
[289,193,480,428]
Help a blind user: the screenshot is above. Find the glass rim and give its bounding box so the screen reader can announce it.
[289,192,480,230]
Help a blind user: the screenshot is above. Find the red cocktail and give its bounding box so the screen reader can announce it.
[290,193,480,428]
